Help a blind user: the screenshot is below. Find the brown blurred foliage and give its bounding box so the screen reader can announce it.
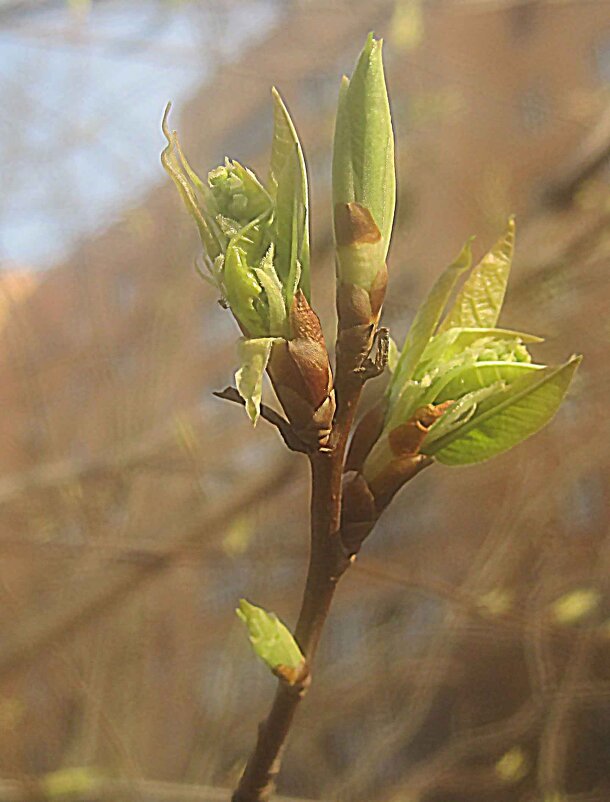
[0,1,608,801]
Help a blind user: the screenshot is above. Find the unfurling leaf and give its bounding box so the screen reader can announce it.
[424,355,581,465]
[235,338,279,424]
[236,599,305,679]
[433,360,542,403]
[415,327,542,375]
[208,159,271,225]
[224,235,267,337]
[439,217,515,331]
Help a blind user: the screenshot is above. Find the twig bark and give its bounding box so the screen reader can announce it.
[231,447,351,802]
[230,327,375,801]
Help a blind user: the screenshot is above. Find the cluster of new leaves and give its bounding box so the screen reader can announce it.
[162,33,580,681]
[366,218,580,477]
[162,90,319,431]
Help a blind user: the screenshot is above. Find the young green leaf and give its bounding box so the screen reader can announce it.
[208,159,271,225]
[415,326,542,375]
[439,217,515,331]
[269,88,310,303]
[433,360,543,403]
[424,355,581,465]
[223,240,265,337]
[390,238,474,397]
[332,33,395,258]
[235,338,278,424]
[236,599,305,675]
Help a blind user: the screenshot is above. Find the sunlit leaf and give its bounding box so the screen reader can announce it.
[425,355,581,465]
[439,217,515,331]
[332,75,353,207]
[235,337,278,424]
[415,326,541,376]
[223,238,265,337]
[269,89,310,303]
[236,599,304,673]
[253,244,288,337]
[433,360,543,403]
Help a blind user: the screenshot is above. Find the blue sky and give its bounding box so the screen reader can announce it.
[0,0,277,269]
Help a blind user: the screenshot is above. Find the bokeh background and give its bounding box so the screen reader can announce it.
[0,1,609,800]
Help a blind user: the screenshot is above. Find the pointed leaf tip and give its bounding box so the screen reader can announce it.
[439,218,515,332]
[333,32,395,258]
[269,88,310,303]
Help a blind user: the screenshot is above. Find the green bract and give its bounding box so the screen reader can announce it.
[236,599,305,677]
[333,32,396,263]
[378,219,581,466]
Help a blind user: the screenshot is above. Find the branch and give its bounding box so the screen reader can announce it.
[231,451,349,802]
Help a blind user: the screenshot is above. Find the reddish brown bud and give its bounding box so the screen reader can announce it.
[346,398,388,472]
[267,291,335,449]
[362,402,452,510]
[290,289,325,343]
[334,204,387,375]
[368,454,432,511]
[336,282,373,330]
[340,471,377,556]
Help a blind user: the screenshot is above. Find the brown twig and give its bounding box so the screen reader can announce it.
[231,434,353,801]
[230,298,389,801]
